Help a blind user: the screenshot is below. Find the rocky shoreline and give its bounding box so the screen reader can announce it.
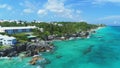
[0,41,54,57]
[0,27,102,57]
[0,27,103,66]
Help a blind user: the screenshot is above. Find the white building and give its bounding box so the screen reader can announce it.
[0,26,36,34]
[0,35,17,46]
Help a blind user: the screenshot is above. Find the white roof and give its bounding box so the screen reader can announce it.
[0,35,3,39]
[0,26,36,30]
[0,34,16,40]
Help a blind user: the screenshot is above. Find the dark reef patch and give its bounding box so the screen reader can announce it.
[85,44,120,65]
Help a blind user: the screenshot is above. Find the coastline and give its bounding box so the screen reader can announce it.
[0,26,105,58]
[0,26,106,68]
[0,27,111,67]
[96,26,105,31]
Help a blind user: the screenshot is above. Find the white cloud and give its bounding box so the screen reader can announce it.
[0,4,7,8]
[76,10,81,14]
[93,15,120,25]
[37,9,47,15]
[0,4,12,10]
[98,15,120,20]
[20,1,37,13]
[92,0,120,4]
[37,0,82,21]
[45,0,66,13]
[23,9,33,13]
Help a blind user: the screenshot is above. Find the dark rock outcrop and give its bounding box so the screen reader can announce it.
[0,47,17,57]
[0,42,54,57]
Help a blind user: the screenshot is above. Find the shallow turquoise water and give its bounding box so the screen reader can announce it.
[43,26,120,68]
[0,26,120,68]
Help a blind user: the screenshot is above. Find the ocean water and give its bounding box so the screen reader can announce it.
[0,26,120,68]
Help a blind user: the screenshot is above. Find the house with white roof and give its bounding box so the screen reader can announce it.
[0,26,36,34]
[0,35,17,46]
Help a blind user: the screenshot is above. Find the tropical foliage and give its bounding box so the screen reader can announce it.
[0,21,104,41]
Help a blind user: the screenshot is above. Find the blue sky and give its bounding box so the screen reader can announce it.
[0,0,120,25]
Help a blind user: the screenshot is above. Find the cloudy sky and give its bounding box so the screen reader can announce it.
[0,0,120,25]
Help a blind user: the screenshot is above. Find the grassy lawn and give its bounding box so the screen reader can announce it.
[0,45,12,50]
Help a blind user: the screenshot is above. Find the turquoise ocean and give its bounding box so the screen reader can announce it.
[0,26,120,68]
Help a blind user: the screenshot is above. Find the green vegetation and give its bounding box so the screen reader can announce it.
[0,21,105,41]
[0,45,11,50]
[11,33,29,42]
[31,22,99,37]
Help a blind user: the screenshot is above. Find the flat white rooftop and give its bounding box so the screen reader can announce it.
[0,26,36,30]
[0,34,16,40]
[0,26,36,32]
